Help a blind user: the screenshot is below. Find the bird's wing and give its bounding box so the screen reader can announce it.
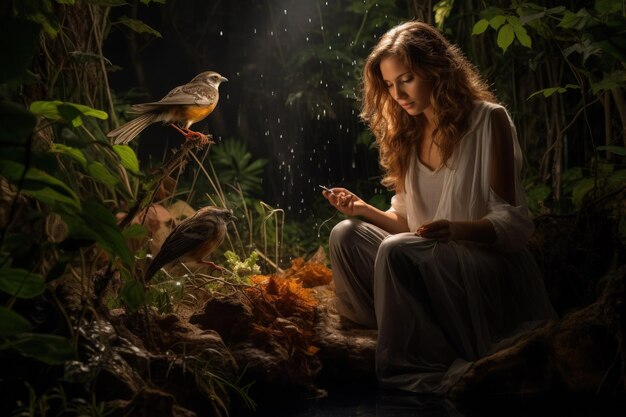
[149,216,218,267]
[131,83,218,111]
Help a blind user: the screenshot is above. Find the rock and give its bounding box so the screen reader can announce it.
[189,293,256,343]
[191,286,327,408]
[312,286,377,386]
[98,309,238,416]
[452,266,626,401]
[230,340,325,406]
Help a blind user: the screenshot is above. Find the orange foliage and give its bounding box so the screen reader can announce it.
[244,258,332,361]
[248,275,317,319]
[281,257,333,288]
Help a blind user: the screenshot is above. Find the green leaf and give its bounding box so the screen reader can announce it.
[0,102,36,145]
[141,0,166,4]
[120,279,147,311]
[115,16,162,38]
[595,0,622,14]
[0,160,82,210]
[546,6,567,15]
[68,103,109,120]
[518,8,546,25]
[0,267,45,299]
[472,19,490,35]
[0,307,32,336]
[559,9,591,30]
[122,223,148,239]
[489,15,506,30]
[87,162,119,187]
[511,22,532,48]
[4,333,74,364]
[30,101,108,127]
[0,17,40,84]
[528,87,565,98]
[591,71,626,95]
[25,11,61,39]
[69,51,112,65]
[528,84,579,99]
[50,144,87,168]
[571,178,595,208]
[113,145,140,174]
[57,104,87,127]
[497,24,515,53]
[597,145,626,156]
[56,0,76,4]
[63,200,134,268]
[433,0,453,29]
[528,183,551,201]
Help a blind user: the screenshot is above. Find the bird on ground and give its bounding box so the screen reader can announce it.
[107,71,228,145]
[143,206,236,282]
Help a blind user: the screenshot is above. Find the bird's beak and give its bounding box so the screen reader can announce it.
[221,76,228,83]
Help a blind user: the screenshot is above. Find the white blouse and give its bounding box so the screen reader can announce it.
[388,101,534,252]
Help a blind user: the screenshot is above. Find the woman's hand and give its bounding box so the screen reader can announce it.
[322,187,366,216]
[416,219,497,243]
[416,219,461,241]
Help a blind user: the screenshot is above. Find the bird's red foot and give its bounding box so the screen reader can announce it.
[184,130,214,145]
[169,124,214,145]
[201,260,223,273]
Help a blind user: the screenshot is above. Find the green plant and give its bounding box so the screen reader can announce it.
[209,138,268,196]
[224,250,261,283]
[469,0,626,203]
[11,384,114,417]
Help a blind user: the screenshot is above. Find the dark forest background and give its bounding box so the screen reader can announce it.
[0,0,625,416]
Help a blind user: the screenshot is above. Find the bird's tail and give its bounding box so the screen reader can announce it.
[107,113,157,144]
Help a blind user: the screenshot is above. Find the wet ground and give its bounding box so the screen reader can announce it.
[244,386,626,417]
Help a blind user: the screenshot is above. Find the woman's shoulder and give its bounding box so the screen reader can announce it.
[466,100,510,130]
[471,100,508,117]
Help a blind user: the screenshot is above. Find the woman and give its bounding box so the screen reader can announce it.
[322,21,556,394]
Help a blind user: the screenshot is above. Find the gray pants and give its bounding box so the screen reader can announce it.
[329,218,555,393]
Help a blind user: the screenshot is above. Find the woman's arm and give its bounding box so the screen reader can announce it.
[418,107,516,243]
[322,187,410,234]
[488,107,516,206]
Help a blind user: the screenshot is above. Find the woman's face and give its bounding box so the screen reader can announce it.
[380,55,433,117]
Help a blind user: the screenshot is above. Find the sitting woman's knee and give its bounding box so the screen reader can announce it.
[329,219,364,249]
[377,234,413,263]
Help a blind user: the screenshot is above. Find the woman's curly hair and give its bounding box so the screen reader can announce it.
[361,20,497,192]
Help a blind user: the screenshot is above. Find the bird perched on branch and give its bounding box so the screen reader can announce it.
[107,71,228,145]
[144,206,236,282]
